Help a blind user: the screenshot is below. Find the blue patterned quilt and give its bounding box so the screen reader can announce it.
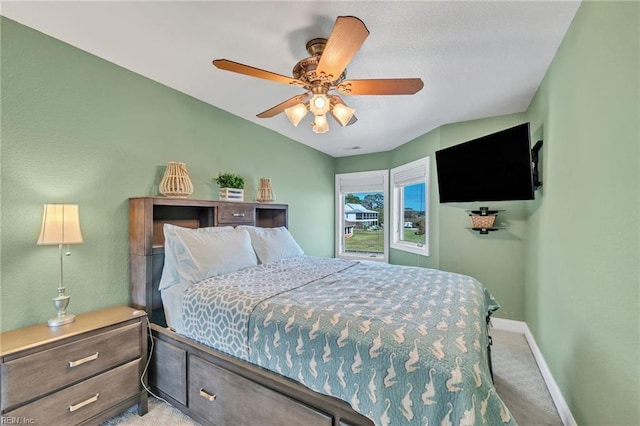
[182,256,515,426]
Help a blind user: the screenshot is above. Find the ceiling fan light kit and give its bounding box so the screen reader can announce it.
[284,103,308,127]
[331,103,356,127]
[310,94,330,115]
[312,114,329,134]
[212,16,423,134]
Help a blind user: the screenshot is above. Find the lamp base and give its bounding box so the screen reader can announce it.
[48,293,75,327]
[48,314,75,327]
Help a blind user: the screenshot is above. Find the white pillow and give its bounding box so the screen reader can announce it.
[239,226,304,264]
[159,224,257,290]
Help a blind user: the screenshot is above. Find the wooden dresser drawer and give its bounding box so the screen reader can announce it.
[189,355,331,426]
[1,322,141,410]
[149,338,187,405]
[5,359,140,425]
[217,204,255,224]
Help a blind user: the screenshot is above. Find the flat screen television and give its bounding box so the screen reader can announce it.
[435,122,537,203]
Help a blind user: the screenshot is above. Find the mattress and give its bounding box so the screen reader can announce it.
[175,256,515,426]
[161,280,188,333]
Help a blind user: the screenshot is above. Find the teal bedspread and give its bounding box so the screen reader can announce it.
[183,256,515,426]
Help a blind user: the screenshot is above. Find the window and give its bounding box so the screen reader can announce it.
[390,157,429,256]
[335,170,388,262]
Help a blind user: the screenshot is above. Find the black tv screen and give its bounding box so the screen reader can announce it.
[435,123,535,203]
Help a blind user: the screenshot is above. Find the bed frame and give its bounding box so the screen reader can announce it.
[129,197,374,426]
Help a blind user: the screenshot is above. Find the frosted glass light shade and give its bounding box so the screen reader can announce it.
[312,114,329,134]
[37,204,83,245]
[284,103,308,127]
[309,94,330,115]
[332,103,356,127]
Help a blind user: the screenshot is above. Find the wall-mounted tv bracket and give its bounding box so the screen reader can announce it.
[532,140,543,190]
[472,206,498,216]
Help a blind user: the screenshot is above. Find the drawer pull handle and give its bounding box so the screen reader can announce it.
[69,393,99,412]
[232,213,246,217]
[68,352,99,368]
[199,388,217,401]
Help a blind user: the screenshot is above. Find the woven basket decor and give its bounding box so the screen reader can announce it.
[159,161,193,198]
[471,215,496,229]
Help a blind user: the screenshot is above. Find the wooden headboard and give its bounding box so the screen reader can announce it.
[128,197,288,323]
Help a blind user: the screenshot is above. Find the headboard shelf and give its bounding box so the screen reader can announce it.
[129,197,288,314]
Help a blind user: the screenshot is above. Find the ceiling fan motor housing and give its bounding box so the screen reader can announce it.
[293,38,346,88]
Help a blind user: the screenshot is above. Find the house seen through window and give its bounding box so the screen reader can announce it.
[335,170,388,262]
[343,193,384,256]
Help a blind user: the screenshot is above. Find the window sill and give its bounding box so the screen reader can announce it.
[337,253,387,263]
[390,242,429,257]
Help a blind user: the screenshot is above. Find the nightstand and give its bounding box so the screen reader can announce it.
[0,306,148,425]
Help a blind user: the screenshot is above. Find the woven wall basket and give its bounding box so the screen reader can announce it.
[159,161,194,198]
[470,215,496,229]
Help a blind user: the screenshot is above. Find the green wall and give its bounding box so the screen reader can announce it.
[524,1,639,424]
[0,17,335,332]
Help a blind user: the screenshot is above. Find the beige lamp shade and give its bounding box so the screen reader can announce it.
[284,103,308,127]
[37,204,84,245]
[331,103,356,127]
[312,114,329,134]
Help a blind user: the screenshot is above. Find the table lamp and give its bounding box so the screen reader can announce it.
[36,204,83,326]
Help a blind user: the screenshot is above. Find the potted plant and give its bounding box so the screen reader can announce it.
[213,172,245,201]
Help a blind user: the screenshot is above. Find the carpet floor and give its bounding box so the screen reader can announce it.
[102,329,563,426]
[492,329,562,425]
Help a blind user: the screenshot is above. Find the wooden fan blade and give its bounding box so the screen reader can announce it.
[337,78,424,95]
[213,59,306,87]
[257,94,309,118]
[328,94,346,105]
[316,16,369,82]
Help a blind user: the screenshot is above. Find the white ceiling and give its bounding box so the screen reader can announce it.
[1,1,581,157]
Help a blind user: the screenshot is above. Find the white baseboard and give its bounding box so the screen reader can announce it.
[491,318,577,426]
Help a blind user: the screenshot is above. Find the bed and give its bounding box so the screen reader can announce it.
[129,197,515,426]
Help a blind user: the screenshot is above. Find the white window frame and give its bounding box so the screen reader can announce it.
[390,157,430,256]
[335,170,389,262]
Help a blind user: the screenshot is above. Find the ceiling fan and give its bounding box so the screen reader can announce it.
[212,16,424,133]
